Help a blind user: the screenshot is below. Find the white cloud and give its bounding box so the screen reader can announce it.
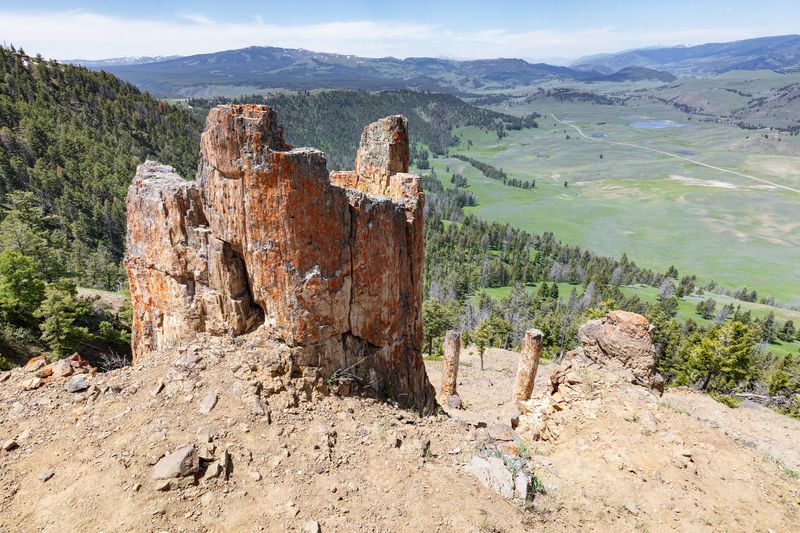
[176,12,215,26]
[0,9,778,61]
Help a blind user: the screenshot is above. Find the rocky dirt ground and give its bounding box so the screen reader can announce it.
[1,341,799,532]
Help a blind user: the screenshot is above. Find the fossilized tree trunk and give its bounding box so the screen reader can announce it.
[440,330,461,397]
[513,329,543,402]
[125,105,436,413]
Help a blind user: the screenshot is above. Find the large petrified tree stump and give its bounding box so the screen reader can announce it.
[125,105,436,413]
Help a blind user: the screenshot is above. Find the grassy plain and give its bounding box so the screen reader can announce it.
[422,88,800,304]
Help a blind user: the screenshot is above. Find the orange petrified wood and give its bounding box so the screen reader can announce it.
[125,106,436,413]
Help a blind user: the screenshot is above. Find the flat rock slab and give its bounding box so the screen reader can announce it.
[464,455,514,499]
[487,423,521,443]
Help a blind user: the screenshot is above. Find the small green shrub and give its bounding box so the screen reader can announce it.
[709,393,741,408]
[530,474,546,495]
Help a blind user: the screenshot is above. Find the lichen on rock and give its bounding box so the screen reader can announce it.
[125,105,435,413]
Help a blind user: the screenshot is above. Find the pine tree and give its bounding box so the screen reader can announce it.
[0,249,45,323]
[688,321,755,392]
[33,280,92,358]
[778,320,796,342]
[422,300,454,356]
[758,312,777,344]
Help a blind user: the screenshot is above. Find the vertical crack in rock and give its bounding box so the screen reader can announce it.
[126,106,436,413]
[226,242,265,334]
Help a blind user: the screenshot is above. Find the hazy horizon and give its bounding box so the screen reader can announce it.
[1,0,798,63]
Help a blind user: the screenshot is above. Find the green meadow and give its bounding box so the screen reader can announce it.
[420,94,800,305]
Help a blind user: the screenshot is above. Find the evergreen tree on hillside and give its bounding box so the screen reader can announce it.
[0,249,45,324]
[688,321,755,392]
[421,300,454,356]
[778,320,796,342]
[0,47,202,290]
[695,298,717,320]
[34,280,92,358]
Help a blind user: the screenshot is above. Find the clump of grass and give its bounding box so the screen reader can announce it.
[325,370,341,389]
[518,443,531,459]
[477,510,502,532]
[709,393,741,408]
[657,398,689,415]
[487,448,504,459]
[523,473,548,511]
[530,474,546,496]
[771,456,800,480]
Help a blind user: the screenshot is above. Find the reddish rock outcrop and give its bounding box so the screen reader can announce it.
[125,105,435,412]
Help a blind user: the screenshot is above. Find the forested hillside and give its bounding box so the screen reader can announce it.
[189,91,538,169]
[0,47,201,366]
[0,46,202,288]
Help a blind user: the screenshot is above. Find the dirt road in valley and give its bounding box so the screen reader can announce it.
[551,113,800,194]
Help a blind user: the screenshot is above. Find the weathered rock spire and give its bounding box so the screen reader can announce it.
[125,105,436,412]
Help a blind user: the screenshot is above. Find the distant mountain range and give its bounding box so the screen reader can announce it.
[573,34,800,76]
[83,34,800,97]
[96,46,603,97]
[65,56,181,67]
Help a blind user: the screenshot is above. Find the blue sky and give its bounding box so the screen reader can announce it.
[0,0,797,61]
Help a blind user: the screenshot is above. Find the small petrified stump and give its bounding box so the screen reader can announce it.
[513,329,543,402]
[440,330,462,408]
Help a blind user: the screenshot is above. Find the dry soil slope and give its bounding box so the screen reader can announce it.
[0,343,798,532]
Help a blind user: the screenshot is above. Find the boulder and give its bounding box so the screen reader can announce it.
[577,310,664,392]
[66,375,89,393]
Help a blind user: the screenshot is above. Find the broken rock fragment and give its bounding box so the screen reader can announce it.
[153,446,199,479]
[198,393,218,415]
[465,456,514,499]
[66,375,89,393]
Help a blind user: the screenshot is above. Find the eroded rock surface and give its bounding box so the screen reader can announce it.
[517,310,664,441]
[577,310,664,392]
[125,105,435,412]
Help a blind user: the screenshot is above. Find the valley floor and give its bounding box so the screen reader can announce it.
[427,95,800,305]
